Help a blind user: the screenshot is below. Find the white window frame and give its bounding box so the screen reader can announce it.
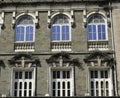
[51,15,71,42]
[15,16,35,43]
[89,68,113,96]
[87,14,108,41]
[11,68,36,97]
[49,67,74,97]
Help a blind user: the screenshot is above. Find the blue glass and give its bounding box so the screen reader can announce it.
[56,26,60,40]
[102,25,106,39]
[62,25,70,40]
[92,25,96,40]
[98,25,106,40]
[30,26,33,41]
[102,25,105,32]
[16,26,24,41]
[88,25,96,40]
[88,33,92,40]
[88,25,92,32]
[51,26,60,41]
[16,27,20,41]
[66,25,69,40]
[98,25,102,40]
[26,26,29,41]
[93,32,96,40]
[62,26,66,40]
[93,25,96,33]
[20,26,24,41]
[16,33,20,41]
[26,26,33,41]
[88,25,91,40]
[102,33,106,39]
[51,26,56,41]
[30,34,33,41]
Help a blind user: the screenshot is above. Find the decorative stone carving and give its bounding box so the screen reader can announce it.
[9,53,40,68]
[47,10,75,28]
[12,11,39,28]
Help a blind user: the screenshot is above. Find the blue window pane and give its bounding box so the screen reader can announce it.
[88,25,96,40]
[93,25,96,40]
[102,25,106,40]
[16,27,20,41]
[93,33,96,40]
[16,34,20,41]
[88,33,92,40]
[98,32,101,40]
[102,25,105,32]
[62,25,69,40]
[102,33,106,39]
[98,25,106,40]
[88,25,91,40]
[66,26,69,40]
[51,26,60,41]
[56,26,60,40]
[51,26,55,41]
[98,25,102,33]
[26,26,34,41]
[93,25,96,33]
[88,25,92,32]
[16,26,24,41]
[20,27,24,41]
[98,25,101,40]
[30,34,33,40]
[62,26,65,40]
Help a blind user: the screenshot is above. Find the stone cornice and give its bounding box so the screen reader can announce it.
[0,0,112,6]
[0,0,109,4]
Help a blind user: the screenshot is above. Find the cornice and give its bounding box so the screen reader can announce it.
[0,0,112,5]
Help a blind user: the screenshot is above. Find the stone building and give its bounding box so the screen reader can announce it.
[0,0,120,97]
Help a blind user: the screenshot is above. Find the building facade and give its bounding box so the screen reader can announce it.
[0,0,120,97]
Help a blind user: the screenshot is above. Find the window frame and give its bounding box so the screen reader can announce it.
[11,68,36,97]
[49,67,74,97]
[51,15,71,42]
[87,14,108,41]
[15,16,35,43]
[89,69,113,96]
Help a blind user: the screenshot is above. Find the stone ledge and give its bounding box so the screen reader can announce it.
[0,0,109,4]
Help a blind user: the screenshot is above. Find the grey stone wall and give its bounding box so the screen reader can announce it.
[112,8,120,96]
[0,1,116,97]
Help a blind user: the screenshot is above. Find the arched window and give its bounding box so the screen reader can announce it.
[87,14,107,41]
[15,15,35,42]
[51,15,71,41]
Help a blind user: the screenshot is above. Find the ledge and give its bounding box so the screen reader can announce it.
[0,96,119,98]
[0,0,110,4]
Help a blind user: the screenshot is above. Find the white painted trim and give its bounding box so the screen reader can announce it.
[15,24,35,42]
[71,66,74,96]
[87,11,106,19]
[10,67,14,97]
[48,67,52,96]
[51,12,72,21]
[11,67,36,97]
[89,69,113,96]
[87,13,108,41]
[110,68,113,96]
[49,67,74,96]
[16,13,36,24]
